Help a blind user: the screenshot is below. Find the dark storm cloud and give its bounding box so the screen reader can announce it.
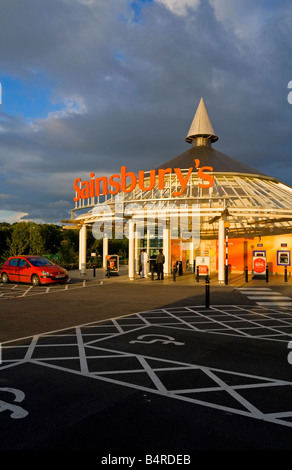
[0,0,292,223]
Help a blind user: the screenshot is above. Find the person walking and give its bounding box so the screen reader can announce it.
[156,249,165,280]
[140,249,148,278]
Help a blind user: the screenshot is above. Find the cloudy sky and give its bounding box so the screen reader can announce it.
[0,0,292,224]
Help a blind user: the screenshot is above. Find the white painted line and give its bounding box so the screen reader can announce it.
[256,302,292,307]
[240,291,280,295]
[20,286,33,297]
[248,296,292,300]
[201,365,264,417]
[137,356,168,393]
[112,319,130,334]
[23,336,39,361]
[76,327,89,374]
[237,288,272,291]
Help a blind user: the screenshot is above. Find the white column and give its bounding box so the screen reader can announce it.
[103,236,108,269]
[79,229,82,271]
[218,219,225,283]
[79,224,87,275]
[190,238,194,271]
[134,230,138,273]
[128,220,135,280]
[163,226,170,276]
[146,228,150,258]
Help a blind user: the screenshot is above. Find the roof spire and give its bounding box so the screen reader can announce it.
[185,97,218,146]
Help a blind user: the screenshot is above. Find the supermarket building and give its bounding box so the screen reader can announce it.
[63,98,292,282]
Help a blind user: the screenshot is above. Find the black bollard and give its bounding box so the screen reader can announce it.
[205,275,210,308]
[245,266,248,283]
[196,266,200,282]
[225,264,228,285]
[285,266,288,283]
[106,264,110,278]
[151,266,154,281]
[173,265,177,282]
[93,265,96,278]
[266,266,269,283]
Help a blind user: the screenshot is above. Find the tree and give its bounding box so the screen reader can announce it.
[7,222,30,256]
[57,239,78,265]
[29,223,45,255]
[6,222,45,256]
[40,224,63,254]
[0,223,12,262]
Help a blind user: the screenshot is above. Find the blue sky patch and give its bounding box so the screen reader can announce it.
[130,0,153,23]
[0,75,63,121]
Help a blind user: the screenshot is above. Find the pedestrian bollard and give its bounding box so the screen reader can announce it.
[225,264,228,285]
[151,265,154,281]
[93,265,96,278]
[106,265,111,278]
[173,265,177,282]
[245,266,248,283]
[285,266,288,283]
[266,266,269,283]
[196,266,199,282]
[205,275,210,308]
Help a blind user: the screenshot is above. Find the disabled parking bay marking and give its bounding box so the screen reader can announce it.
[2,305,292,437]
[0,388,28,419]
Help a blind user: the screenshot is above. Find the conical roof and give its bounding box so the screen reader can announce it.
[185,97,218,143]
[155,145,268,176]
[157,97,267,176]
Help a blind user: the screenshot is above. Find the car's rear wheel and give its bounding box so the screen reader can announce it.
[31,274,41,286]
[1,272,9,283]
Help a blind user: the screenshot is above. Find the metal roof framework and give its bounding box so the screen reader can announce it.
[70,170,292,240]
[66,98,292,241]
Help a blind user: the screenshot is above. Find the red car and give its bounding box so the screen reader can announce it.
[0,255,69,286]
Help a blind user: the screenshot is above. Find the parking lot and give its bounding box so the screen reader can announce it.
[0,278,103,299]
[1,271,292,457]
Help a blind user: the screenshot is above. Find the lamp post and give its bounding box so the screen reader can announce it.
[224,222,230,285]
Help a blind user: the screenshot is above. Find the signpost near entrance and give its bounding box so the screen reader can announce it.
[106,255,119,277]
[252,254,267,278]
[196,256,210,276]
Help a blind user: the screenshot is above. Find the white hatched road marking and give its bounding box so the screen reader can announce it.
[1,304,292,428]
[250,297,292,300]
[20,286,33,297]
[0,280,103,299]
[237,287,292,307]
[256,302,292,307]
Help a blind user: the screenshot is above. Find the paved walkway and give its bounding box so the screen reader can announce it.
[69,265,291,286]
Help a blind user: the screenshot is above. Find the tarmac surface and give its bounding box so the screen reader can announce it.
[0,267,292,461]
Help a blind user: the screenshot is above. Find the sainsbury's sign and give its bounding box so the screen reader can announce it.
[73,159,214,202]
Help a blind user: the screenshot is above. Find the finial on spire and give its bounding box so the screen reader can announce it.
[185,97,218,146]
